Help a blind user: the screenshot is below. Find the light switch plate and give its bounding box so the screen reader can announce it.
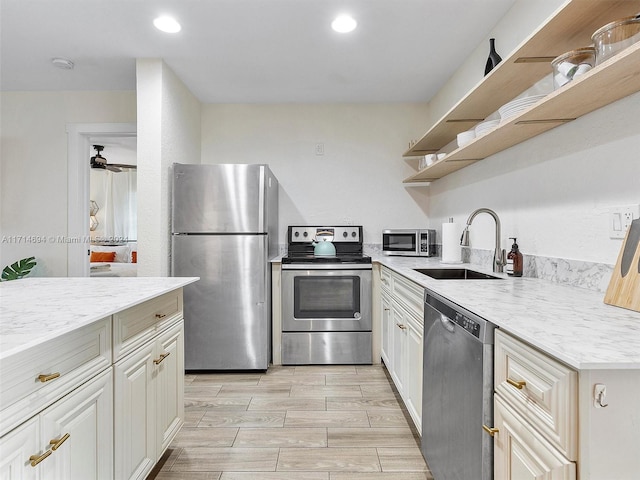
[609,205,640,239]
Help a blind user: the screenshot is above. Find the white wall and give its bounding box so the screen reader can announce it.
[136,59,201,276]
[0,91,136,276]
[200,103,431,245]
[429,91,640,264]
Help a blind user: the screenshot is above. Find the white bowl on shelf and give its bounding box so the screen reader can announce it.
[456,130,476,148]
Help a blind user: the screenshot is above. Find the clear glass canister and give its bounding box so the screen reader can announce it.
[551,47,596,89]
[591,15,640,65]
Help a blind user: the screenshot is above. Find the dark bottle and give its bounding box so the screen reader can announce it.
[506,237,523,277]
[484,38,502,76]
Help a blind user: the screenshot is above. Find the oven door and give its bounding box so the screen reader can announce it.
[281,264,372,332]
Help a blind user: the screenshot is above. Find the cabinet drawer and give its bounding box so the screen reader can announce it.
[391,272,424,323]
[495,330,578,460]
[0,318,111,437]
[113,290,183,361]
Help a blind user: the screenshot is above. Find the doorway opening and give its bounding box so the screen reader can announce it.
[66,123,136,276]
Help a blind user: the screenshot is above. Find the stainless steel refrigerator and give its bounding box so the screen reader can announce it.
[171,163,278,370]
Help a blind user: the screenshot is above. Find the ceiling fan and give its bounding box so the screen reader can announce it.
[90,145,136,172]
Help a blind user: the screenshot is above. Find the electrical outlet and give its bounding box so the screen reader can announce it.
[609,204,640,239]
[315,143,324,156]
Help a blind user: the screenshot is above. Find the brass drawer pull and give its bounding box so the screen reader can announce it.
[153,352,171,365]
[155,313,167,319]
[482,424,499,437]
[396,323,407,330]
[507,378,527,390]
[37,372,61,383]
[29,450,52,467]
[49,433,70,451]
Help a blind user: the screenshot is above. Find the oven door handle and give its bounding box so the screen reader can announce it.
[281,263,372,270]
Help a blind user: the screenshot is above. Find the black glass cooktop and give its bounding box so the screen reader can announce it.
[281,254,371,264]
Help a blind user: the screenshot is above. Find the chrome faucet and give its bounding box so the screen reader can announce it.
[460,208,506,273]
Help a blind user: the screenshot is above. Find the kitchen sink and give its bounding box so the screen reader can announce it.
[413,268,501,280]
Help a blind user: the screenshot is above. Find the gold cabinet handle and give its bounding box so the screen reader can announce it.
[383,307,390,311]
[155,313,167,319]
[37,373,60,383]
[153,352,171,365]
[49,433,70,451]
[29,450,52,467]
[507,378,527,390]
[482,424,499,437]
[396,323,407,330]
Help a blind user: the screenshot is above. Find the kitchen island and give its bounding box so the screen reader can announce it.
[0,276,198,480]
[375,256,640,480]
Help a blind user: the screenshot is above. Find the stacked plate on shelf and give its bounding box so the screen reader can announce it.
[498,94,547,122]
[474,119,500,137]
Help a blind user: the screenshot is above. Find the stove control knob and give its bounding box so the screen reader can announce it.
[352,231,357,237]
[303,232,308,237]
[343,231,348,238]
[294,231,299,237]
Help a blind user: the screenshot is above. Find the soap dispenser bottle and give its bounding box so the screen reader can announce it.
[506,237,523,277]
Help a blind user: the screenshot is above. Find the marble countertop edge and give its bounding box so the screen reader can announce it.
[374,256,640,371]
[0,277,199,361]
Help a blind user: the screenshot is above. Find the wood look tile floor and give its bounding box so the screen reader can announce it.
[149,365,433,480]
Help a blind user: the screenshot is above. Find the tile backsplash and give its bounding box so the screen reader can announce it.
[363,243,614,293]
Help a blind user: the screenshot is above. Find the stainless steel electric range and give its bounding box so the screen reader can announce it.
[281,226,373,365]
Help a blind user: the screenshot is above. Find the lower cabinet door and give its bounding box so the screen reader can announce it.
[390,302,406,395]
[405,313,423,432]
[0,416,39,480]
[494,395,576,480]
[114,341,156,480]
[40,368,113,480]
[155,320,184,457]
[380,291,392,365]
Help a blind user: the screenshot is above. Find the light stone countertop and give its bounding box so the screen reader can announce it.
[0,277,199,361]
[375,256,640,370]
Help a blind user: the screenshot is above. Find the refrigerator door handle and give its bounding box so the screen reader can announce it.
[258,166,265,231]
[258,237,266,304]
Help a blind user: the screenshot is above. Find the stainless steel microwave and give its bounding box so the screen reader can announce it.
[382,229,436,257]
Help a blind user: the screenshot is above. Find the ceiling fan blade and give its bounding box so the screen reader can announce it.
[106,165,122,172]
[109,163,137,170]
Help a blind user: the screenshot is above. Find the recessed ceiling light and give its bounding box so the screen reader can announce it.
[51,57,74,70]
[331,14,357,33]
[153,16,181,33]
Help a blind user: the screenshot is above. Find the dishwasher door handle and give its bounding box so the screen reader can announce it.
[440,313,455,333]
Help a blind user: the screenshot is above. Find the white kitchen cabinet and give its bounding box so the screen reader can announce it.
[0,369,113,480]
[494,395,576,480]
[0,416,39,480]
[380,289,392,366]
[39,368,113,479]
[156,321,185,455]
[493,330,577,480]
[379,266,424,432]
[114,318,184,480]
[404,312,423,427]
[0,281,191,480]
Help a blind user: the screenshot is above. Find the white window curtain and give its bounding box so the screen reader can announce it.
[101,170,137,241]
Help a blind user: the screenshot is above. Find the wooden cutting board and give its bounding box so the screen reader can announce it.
[604,219,640,312]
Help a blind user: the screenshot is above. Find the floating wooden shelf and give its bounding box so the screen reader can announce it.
[403,0,640,183]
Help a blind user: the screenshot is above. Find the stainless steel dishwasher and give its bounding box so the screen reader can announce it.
[421,289,496,480]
